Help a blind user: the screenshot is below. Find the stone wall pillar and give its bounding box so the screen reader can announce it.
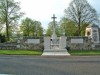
[59,36,67,49]
[44,37,51,49]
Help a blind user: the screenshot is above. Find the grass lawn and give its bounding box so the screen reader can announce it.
[0,50,100,56]
[0,50,43,55]
[68,50,100,56]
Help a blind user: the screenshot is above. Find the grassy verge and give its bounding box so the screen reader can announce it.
[68,50,100,56]
[0,50,43,55]
[1,50,100,56]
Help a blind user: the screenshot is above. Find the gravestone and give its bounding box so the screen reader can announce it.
[42,14,70,56]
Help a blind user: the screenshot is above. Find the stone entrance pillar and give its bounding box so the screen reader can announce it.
[59,36,67,49]
[44,37,51,49]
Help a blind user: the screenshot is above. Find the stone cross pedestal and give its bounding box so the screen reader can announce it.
[42,14,70,56]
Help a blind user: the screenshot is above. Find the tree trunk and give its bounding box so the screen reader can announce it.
[78,24,80,36]
[5,0,9,41]
[78,10,81,36]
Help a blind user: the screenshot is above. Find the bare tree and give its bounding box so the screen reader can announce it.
[64,0,98,36]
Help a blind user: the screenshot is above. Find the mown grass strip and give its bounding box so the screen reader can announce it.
[0,50,42,55]
[68,50,100,56]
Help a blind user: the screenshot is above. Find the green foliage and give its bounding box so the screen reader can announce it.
[80,23,89,36]
[46,22,53,36]
[0,0,23,41]
[34,21,43,36]
[20,17,34,36]
[46,17,88,36]
[59,18,89,36]
[46,21,60,36]
[20,17,43,37]
[59,18,78,36]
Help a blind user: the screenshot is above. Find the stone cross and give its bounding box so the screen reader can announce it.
[51,14,57,39]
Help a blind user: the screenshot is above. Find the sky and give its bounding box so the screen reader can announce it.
[15,0,100,29]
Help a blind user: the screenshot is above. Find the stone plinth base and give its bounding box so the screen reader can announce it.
[42,49,70,56]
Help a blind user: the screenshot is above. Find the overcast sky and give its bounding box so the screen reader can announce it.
[16,0,100,29]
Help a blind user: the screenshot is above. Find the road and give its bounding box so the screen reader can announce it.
[0,55,100,75]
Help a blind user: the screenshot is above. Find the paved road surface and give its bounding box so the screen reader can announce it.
[0,55,100,75]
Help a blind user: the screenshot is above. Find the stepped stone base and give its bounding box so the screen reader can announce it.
[42,49,70,56]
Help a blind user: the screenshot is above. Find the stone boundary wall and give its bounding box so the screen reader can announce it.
[0,42,17,50]
[67,36,92,50]
[0,36,100,50]
[93,44,100,50]
[17,37,44,50]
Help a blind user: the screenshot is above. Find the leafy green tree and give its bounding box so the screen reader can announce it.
[0,0,23,41]
[64,0,98,36]
[20,17,43,37]
[46,22,53,36]
[46,21,60,36]
[80,23,89,36]
[20,17,34,36]
[59,18,77,36]
[32,21,43,36]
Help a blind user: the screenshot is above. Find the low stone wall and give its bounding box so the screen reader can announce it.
[17,37,44,50]
[0,36,98,50]
[67,36,92,50]
[93,44,100,50]
[0,42,17,50]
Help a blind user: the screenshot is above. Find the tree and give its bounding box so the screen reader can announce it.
[36,21,43,36]
[0,0,23,41]
[46,22,53,36]
[20,17,43,37]
[20,17,34,36]
[59,17,77,36]
[32,21,43,36]
[46,21,60,36]
[80,23,89,36]
[64,0,98,36]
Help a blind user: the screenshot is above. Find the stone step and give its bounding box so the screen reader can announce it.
[43,49,68,52]
[42,49,70,56]
[42,52,70,56]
